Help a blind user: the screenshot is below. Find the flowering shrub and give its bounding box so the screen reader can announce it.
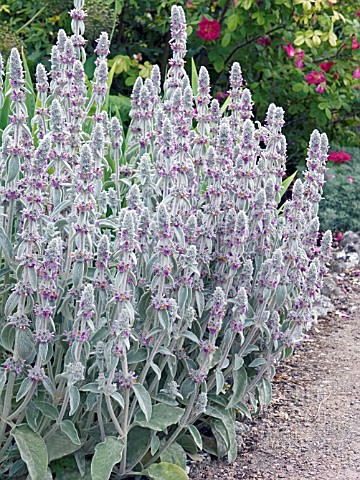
[0,3,332,479]
[319,146,360,232]
[1,0,360,163]
[196,17,221,41]
[327,150,352,163]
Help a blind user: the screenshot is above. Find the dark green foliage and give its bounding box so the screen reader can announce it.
[319,146,360,232]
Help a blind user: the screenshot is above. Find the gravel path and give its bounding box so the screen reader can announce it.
[191,269,360,479]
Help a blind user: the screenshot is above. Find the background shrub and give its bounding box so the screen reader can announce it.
[1,0,359,166]
[319,146,360,232]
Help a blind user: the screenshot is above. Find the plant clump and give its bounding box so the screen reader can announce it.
[0,2,331,479]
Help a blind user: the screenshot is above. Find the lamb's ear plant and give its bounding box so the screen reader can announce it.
[0,2,332,479]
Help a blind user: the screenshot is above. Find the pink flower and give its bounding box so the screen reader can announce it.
[196,17,221,41]
[320,61,334,72]
[294,58,304,69]
[305,71,326,85]
[353,69,360,79]
[334,232,343,242]
[283,42,296,57]
[352,38,359,50]
[315,82,326,94]
[294,49,304,69]
[258,37,271,46]
[357,10,360,17]
[347,176,355,183]
[333,73,339,79]
[295,49,304,59]
[327,151,351,163]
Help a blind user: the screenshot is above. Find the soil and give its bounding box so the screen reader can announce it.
[190,268,360,480]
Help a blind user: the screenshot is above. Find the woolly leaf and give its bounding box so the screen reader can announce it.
[91,436,125,480]
[11,425,48,480]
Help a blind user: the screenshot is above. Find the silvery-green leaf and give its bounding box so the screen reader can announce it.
[188,424,203,450]
[234,354,244,371]
[276,284,287,308]
[15,328,35,360]
[132,383,152,422]
[26,402,39,432]
[195,291,205,318]
[0,226,14,263]
[0,323,15,352]
[91,436,125,480]
[60,420,81,445]
[5,292,20,316]
[16,378,33,402]
[110,391,124,408]
[69,385,80,416]
[135,403,184,431]
[11,425,48,480]
[248,358,266,368]
[151,435,160,455]
[33,400,59,420]
[227,366,248,410]
[45,429,81,461]
[0,368,7,397]
[181,331,199,344]
[147,462,189,480]
[72,262,84,287]
[215,370,224,395]
[7,155,20,181]
[151,361,161,380]
[160,442,186,469]
[178,286,188,312]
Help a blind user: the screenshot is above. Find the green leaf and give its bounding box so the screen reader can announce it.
[135,403,184,431]
[220,95,231,114]
[132,383,152,422]
[91,436,125,480]
[33,401,59,421]
[292,83,304,93]
[227,366,248,409]
[147,462,189,480]
[221,31,231,48]
[21,47,35,121]
[227,13,238,32]
[280,170,297,198]
[213,57,224,73]
[46,430,81,461]
[191,58,198,99]
[188,425,203,450]
[60,420,81,446]
[11,424,48,480]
